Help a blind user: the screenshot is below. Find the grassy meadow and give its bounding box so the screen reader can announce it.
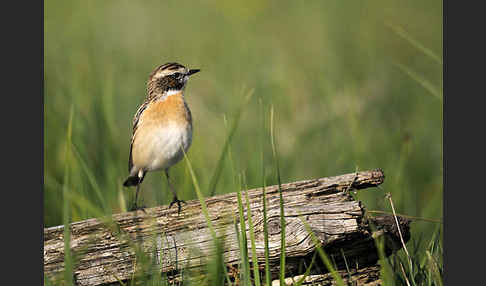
[45,0,443,284]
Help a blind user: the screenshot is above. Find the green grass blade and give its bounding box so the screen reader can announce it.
[64,191,105,219]
[236,174,251,286]
[207,238,226,286]
[394,62,442,101]
[298,216,345,286]
[183,149,217,240]
[71,143,107,211]
[243,175,261,286]
[208,89,254,197]
[112,273,127,286]
[276,178,285,286]
[222,114,239,194]
[340,248,352,282]
[44,276,54,286]
[183,147,237,285]
[270,106,287,286]
[426,250,443,286]
[215,233,234,286]
[294,251,318,286]
[63,104,74,285]
[233,212,244,284]
[369,222,395,286]
[261,182,271,286]
[259,98,271,286]
[223,113,239,286]
[386,23,442,65]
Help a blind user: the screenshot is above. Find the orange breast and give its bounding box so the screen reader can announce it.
[141,92,191,126]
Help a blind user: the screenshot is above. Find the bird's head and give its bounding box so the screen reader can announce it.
[148,62,200,94]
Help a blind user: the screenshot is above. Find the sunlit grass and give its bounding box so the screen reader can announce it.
[270,105,287,286]
[62,105,74,285]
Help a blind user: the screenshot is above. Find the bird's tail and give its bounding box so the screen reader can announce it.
[123,172,145,187]
[123,176,139,187]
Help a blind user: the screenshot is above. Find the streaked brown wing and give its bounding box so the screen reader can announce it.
[128,100,150,172]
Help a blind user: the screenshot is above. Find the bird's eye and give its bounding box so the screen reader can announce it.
[174,72,182,79]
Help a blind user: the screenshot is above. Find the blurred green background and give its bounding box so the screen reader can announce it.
[44,0,442,245]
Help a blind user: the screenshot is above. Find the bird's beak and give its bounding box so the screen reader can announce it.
[186,69,200,76]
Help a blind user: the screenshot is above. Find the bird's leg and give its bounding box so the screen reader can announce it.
[166,169,186,214]
[130,170,146,212]
[134,183,141,208]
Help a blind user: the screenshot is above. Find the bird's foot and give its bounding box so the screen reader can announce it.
[129,202,147,213]
[169,197,186,215]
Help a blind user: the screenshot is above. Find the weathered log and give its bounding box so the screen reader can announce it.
[44,169,410,285]
[272,265,382,286]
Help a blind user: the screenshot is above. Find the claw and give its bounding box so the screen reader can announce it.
[129,203,147,213]
[169,197,186,215]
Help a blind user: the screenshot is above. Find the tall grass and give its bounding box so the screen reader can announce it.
[270,106,287,286]
[45,0,442,284]
[62,105,74,285]
[260,98,272,286]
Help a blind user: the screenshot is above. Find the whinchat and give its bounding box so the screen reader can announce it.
[123,62,200,212]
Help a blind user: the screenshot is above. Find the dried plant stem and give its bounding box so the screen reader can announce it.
[386,193,412,272]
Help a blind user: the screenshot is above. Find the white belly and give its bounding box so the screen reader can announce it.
[146,123,192,171]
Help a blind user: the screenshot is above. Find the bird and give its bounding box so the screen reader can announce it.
[123,62,200,213]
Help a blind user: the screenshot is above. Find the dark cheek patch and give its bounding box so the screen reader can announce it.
[157,75,184,91]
